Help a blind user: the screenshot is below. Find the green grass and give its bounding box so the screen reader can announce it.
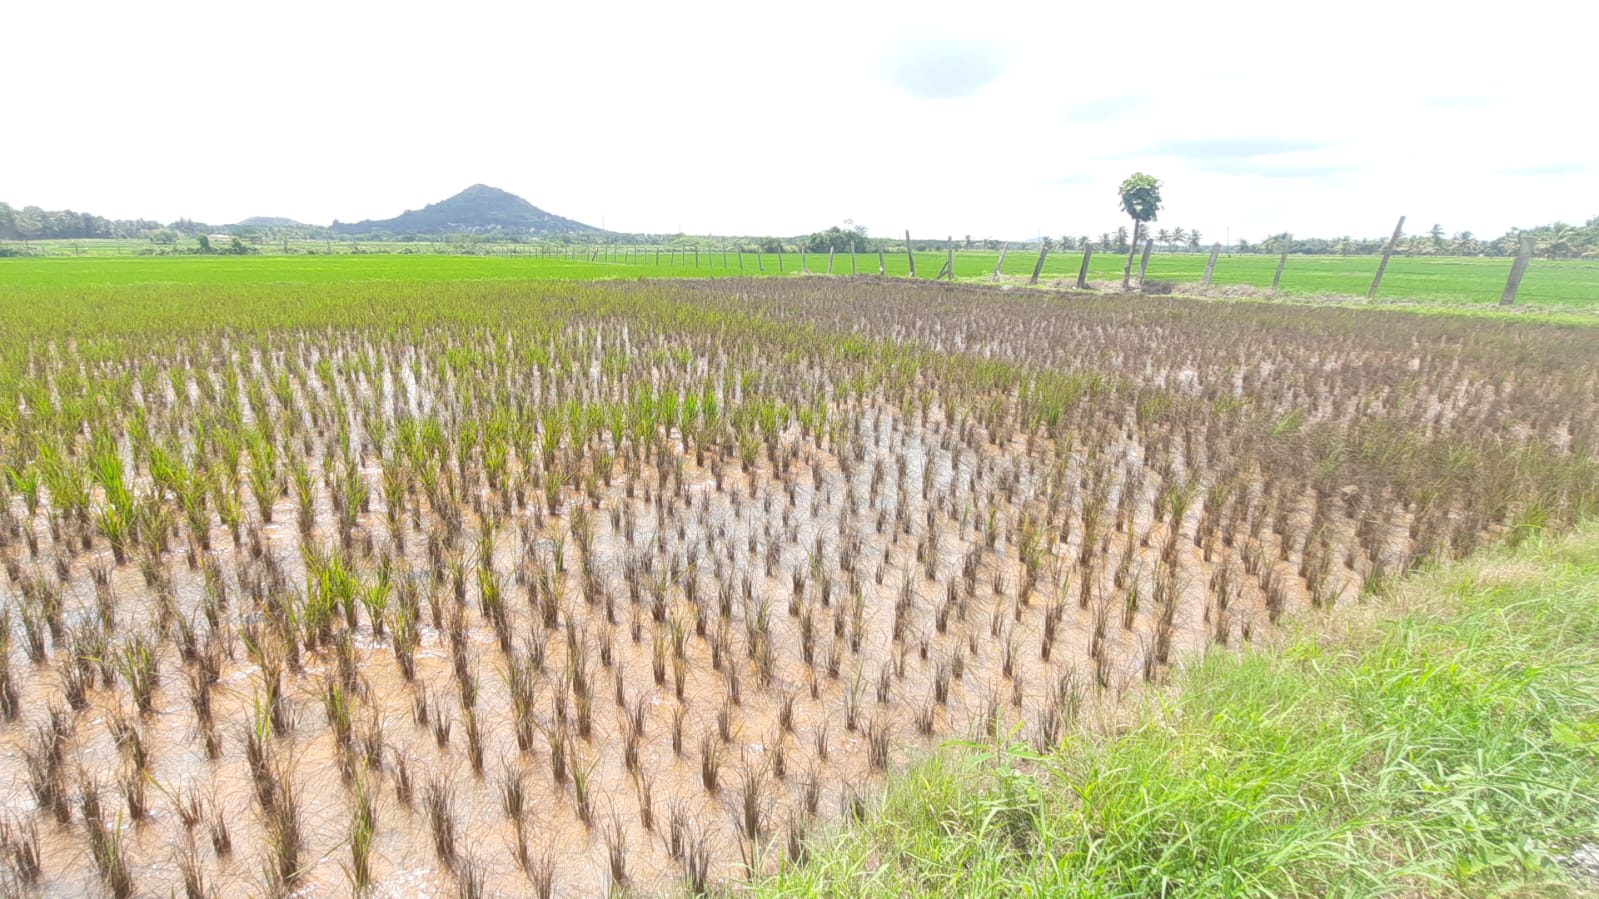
[759,524,1599,897]
[3,250,1596,310]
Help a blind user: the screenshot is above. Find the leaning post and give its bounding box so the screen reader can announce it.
[992,242,1009,280]
[1202,243,1221,286]
[1500,234,1536,306]
[1367,216,1406,299]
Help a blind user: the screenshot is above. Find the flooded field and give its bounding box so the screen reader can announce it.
[1,278,1595,896]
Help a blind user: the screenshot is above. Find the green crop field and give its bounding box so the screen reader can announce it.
[4,249,1597,311]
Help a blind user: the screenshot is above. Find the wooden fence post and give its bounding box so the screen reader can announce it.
[878,248,886,275]
[1500,234,1535,305]
[694,246,700,267]
[943,238,955,281]
[801,249,808,273]
[1202,243,1221,286]
[737,249,743,270]
[850,241,857,275]
[1272,235,1290,291]
[1029,243,1049,285]
[777,247,784,272]
[1367,216,1405,299]
[828,247,835,274]
[1137,239,1154,287]
[1076,247,1093,289]
[992,242,1009,280]
[757,251,765,272]
[905,231,916,278]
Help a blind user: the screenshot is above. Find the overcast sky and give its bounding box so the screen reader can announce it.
[6,0,1593,242]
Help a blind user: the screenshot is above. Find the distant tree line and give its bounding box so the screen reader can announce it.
[6,199,1596,261]
[0,202,165,241]
[1227,219,1599,260]
[0,202,343,244]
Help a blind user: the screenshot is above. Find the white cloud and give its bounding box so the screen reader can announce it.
[3,0,1594,242]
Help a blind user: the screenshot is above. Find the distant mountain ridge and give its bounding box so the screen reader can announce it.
[330,185,598,236]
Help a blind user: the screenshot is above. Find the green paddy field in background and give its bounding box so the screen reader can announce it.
[4,250,1597,310]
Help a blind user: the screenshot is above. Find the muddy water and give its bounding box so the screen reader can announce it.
[0,397,1368,897]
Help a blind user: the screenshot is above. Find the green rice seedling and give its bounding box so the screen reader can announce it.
[602,815,629,889]
[261,767,304,894]
[424,775,458,870]
[701,730,721,793]
[322,675,354,755]
[84,806,133,898]
[23,714,71,823]
[347,772,376,892]
[244,703,276,810]
[547,723,568,784]
[572,751,596,828]
[734,757,769,842]
[120,768,147,821]
[866,717,892,770]
[500,761,527,832]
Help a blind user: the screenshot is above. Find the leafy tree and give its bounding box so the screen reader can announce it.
[1117,172,1162,286]
[1171,227,1188,252]
[1188,230,1202,250]
[196,234,212,254]
[1451,231,1481,256]
[804,224,874,254]
[1536,224,1576,260]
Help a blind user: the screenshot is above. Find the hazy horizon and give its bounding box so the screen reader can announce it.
[6,0,1593,242]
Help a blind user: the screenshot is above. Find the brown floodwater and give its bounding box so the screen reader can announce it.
[0,395,1371,897]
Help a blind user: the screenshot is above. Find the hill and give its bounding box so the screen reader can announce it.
[329,185,599,237]
[235,216,309,229]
